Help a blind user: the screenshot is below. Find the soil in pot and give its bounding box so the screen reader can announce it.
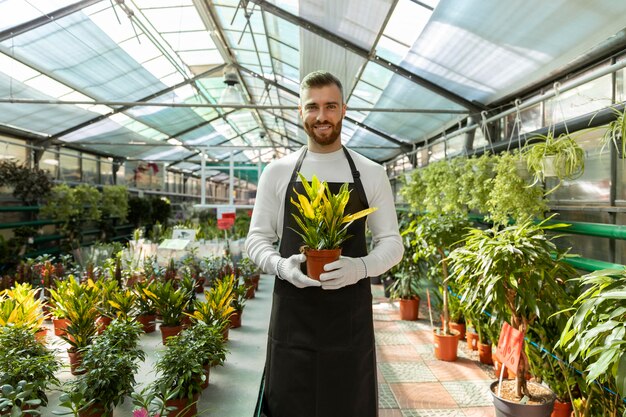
[491,380,555,417]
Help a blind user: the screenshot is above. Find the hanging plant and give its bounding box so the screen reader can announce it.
[522,130,585,192]
[599,105,626,158]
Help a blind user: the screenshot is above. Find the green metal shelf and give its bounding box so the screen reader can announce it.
[0,206,39,212]
[562,256,625,272]
[0,219,62,230]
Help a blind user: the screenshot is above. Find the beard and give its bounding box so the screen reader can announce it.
[303,119,342,147]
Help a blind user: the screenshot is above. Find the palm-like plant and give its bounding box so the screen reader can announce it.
[145,281,189,327]
[189,276,235,331]
[599,105,626,158]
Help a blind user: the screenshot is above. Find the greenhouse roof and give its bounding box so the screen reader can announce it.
[1,0,626,172]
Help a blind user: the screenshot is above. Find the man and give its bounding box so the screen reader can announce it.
[245,71,403,417]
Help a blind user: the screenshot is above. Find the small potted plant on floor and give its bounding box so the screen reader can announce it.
[71,319,144,417]
[0,325,61,409]
[133,280,158,333]
[290,173,377,279]
[181,322,228,388]
[0,380,42,416]
[188,277,235,340]
[147,280,190,344]
[154,332,205,417]
[229,275,248,329]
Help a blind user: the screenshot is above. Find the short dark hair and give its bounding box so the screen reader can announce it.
[300,71,344,102]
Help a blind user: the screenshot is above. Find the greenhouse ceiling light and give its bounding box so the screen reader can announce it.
[218,64,245,106]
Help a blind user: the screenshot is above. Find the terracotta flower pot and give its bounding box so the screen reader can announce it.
[230,311,242,329]
[398,297,420,320]
[250,274,260,290]
[450,322,466,341]
[78,402,110,417]
[551,399,572,417]
[478,342,493,365]
[35,327,48,342]
[222,327,229,342]
[466,330,479,351]
[433,329,459,362]
[53,318,68,337]
[165,394,200,417]
[160,324,183,345]
[304,248,341,280]
[96,316,112,334]
[137,314,157,333]
[245,285,255,299]
[68,349,85,375]
[194,277,205,293]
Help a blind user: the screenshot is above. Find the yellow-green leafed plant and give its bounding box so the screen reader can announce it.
[188,275,235,330]
[0,282,45,331]
[290,173,377,250]
[57,279,100,351]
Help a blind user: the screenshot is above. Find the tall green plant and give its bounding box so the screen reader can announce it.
[448,218,577,398]
[101,185,128,222]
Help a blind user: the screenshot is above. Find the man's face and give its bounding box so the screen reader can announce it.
[299,84,346,149]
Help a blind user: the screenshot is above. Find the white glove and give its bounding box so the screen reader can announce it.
[277,254,322,288]
[319,256,367,290]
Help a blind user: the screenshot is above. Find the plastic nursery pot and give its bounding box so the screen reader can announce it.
[490,380,555,417]
[398,297,420,321]
[53,317,68,337]
[550,399,572,417]
[466,331,479,351]
[165,393,200,417]
[449,322,466,341]
[433,329,460,362]
[137,314,157,333]
[230,311,242,329]
[67,349,85,376]
[160,324,184,345]
[201,363,211,389]
[304,248,341,280]
[478,342,494,365]
[78,402,110,417]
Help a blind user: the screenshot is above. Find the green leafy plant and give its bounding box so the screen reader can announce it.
[154,331,205,401]
[0,325,60,406]
[448,218,577,399]
[182,322,228,368]
[290,173,377,250]
[522,130,585,191]
[486,151,547,226]
[101,185,129,222]
[146,281,189,327]
[189,276,235,332]
[0,381,42,416]
[558,267,626,400]
[52,279,99,352]
[73,184,101,222]
[0,160,52,205]
[598,105,626,158]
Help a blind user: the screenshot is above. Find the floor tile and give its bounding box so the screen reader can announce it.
[375,321,401,331]
[374,313,398,322]
[390,382,458,409]
[377,345,422,362]
[405,330,436,346]
[379,410,404,417]
[426,358,490,381]
[441,381,493,407]
[379,383,400,409]
[462,407,496,417]
[402,410,466,417]
[376,331,411,346]
[380,362,436,383]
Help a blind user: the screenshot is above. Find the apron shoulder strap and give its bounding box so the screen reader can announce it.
[342,146,369,209]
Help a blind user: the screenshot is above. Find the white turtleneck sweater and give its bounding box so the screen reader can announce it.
[245,146,403,278]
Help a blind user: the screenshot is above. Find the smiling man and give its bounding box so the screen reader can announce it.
[245,70,403,417]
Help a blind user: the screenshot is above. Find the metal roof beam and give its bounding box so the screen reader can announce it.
[0,0,103,42]
[237,65,411,152]
[249,0,485,113]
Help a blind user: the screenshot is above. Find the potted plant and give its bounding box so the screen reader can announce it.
[597,104,626,158]
[485,151,547,226]
[0,282,46,335]
[188,276,235,340]
[558,267,626,412]
[522,130,585,193]
[133,280,158,333]
[130,383,179,417]
[66,318,145,417]
[0,160,52,205]
[388,266,420,321]
[146,280,190,344]
[448,218,577,416]
[290,173,377,279]
[0,325,61,408]
[229,275,247,329]
[52,278,100,375]
[154,332,205,417]
[181,322,228,388]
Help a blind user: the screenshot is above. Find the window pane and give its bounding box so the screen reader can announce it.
[101,160,114,185]
[40,149,59,179]
[60,150,80,182]
[0,137,27,164]
[82,156,98,184]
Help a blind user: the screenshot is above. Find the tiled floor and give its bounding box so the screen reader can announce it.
[372,284,496,417]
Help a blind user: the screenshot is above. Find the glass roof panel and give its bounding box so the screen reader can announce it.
[299,0,394,51]
[179,125,224,146]
[59,118,163,145]
[264,14,299,50]
[140,6,205,32]
[134,146,195,161]
[0,0,80,31]
[0,13,167,102]
[0,75,99,136]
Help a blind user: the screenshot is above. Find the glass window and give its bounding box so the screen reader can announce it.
[39,149,59,179]
[0,137,27,164]
[116,163,126,186]
[101,159,114,185]
[82,156,98,184]
[545,73,613,125]
[59,150,81,182]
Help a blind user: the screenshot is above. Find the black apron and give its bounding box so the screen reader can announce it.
[259,146,377,417]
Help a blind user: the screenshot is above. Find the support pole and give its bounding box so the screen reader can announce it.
[200,150,206,206]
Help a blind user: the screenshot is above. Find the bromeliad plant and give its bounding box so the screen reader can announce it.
[290,173,377,250]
